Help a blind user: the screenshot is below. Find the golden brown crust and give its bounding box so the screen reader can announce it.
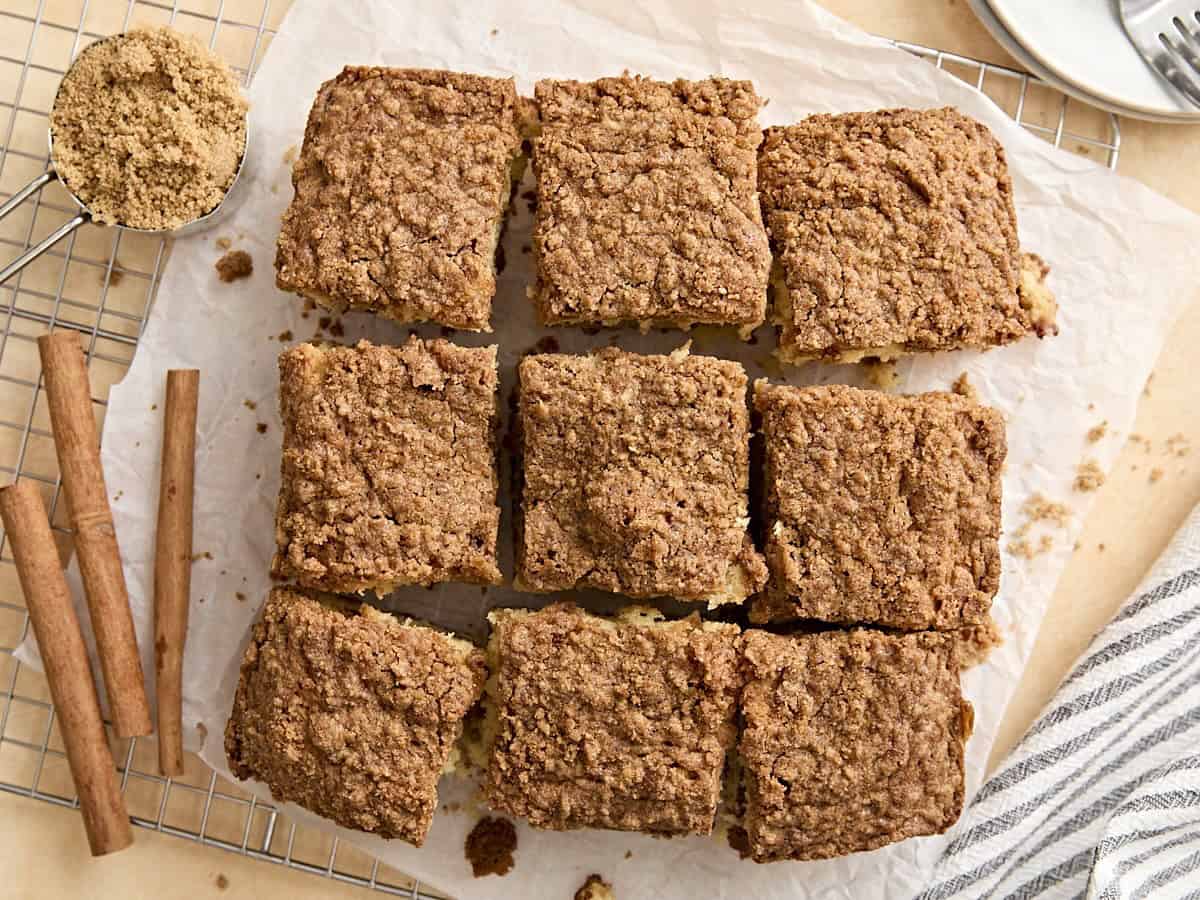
[738,629,966,862]
[759,108,1048,359]
[751,382,1004,630]
[275,67,523,330]
[483,604,741,835]
[224,589,486,846]
[272,338,501,592]
[531,76,770,330]
[515,347,765,603]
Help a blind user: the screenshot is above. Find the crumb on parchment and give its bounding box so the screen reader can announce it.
[1008,493,1070,560]
[216,249,253,282]
[1150,467,1164,483]
[1073,459,1105,492]
[862,359,900,390]
[216,236,232,251]
[464,816,516,877]
[951,371,978,403]
[1086,421,1108,443]
[575,874,616,900]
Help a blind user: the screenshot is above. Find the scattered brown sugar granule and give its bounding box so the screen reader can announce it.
[1087,421,1108,443]
[242,399,256,411]
[1008,493,1069,559]
[464,816,517,878]
[191,550,213,562]
[1130,433,1152,451]
[215,873,229,890]
[276,330,292,342]
[1023,493,1070,527]
[215,236,232,251]
[952,371,979,403]
[1167,433,1192,457]
[1150,467,1165,483]
[1074,459,1106,492]
[216,249,253,282]
[234,592,246,603]
[575,874,616,900]
[1009,533,1054,560]
[256,422,267,434]
[50,27,247,230]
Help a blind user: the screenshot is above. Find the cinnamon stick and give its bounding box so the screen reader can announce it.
[38,331,152,738]
[154,369,199,777]
[0,481,133,856]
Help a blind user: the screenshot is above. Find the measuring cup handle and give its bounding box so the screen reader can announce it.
[1,170,90,285]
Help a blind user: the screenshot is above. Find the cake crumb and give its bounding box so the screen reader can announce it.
[1149,467,1164,483]
[256,422,268,434]
[276,330,293,342]
[1073,459,1105,492]
[1166,433,1191,457]
[728,825,751,858]
[106,263,124,287]
[215,874,229,890]
[1009,534,1054,560]
[235,592,246,603]
[951,615,1003,670]
[150,404,157,411]
[575,874,615,900]
[216,236,232,251]
[282,144,298,166]
[951,371,978,402]
[490,27,499,36]
[49,27,247,230]
[624,850,632,859]
[1008,494,1069,559]
[216,249,253,282]
[1099,543,1106,552]
[861,359,899,391]
[1130,433,1152,451]
[243,399,257,411]
[1086,421,1108,443]
[191,551,213,562]
[464,816,517,878]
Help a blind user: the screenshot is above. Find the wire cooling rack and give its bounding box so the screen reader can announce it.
[0,2,1122,897]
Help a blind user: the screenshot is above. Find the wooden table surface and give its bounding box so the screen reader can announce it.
[1,0,1197,896]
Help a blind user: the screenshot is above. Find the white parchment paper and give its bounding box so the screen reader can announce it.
[19,1,1200,897]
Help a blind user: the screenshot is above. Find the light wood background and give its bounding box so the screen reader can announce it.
[0,0,1197,896]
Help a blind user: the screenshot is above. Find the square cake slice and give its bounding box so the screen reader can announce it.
[515,346,766,604]
[225,588,486,846]
[483,603,741,835]
[275,68,525,331]
[273,337,502,593]
[531,75,771,334]
[759,107,1056,363]
[737,628,970,862]
[752,382,1004,629]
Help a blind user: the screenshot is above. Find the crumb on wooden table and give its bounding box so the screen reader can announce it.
[1073,459,1105,492]
[216,249,253,282]
[575,873,616,900]
[951,371,978,403]
[1086,421,1108,443]
[464,816,517,878]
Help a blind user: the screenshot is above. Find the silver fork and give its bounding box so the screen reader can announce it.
[1119,0,1200,108]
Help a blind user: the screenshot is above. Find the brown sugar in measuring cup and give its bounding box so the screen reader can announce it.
[0,27,249,284]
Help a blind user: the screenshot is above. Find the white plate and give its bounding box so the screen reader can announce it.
[985,0,1200,121]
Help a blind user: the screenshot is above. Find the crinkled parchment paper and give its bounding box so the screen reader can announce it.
[19,1,1200,897]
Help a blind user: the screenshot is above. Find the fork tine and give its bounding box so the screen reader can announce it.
[1155,33,1200,106]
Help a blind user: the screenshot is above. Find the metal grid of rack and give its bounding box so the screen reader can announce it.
[0,2,1121,897]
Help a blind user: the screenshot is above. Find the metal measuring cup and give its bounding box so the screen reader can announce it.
[0,34,250,285]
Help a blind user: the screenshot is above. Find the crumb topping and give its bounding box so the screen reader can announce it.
[273,338,502,592]
[516,347,765,603]
[752,382,1005,630]
[224,589,486,846]
[483,604,741,835]
[216,249,253,282]
[464,816,517,877]
[275,68,523,330]
[532,76,770,330]
[738,629,966,862]
[759,108,1045,359]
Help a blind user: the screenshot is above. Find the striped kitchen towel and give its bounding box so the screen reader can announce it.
[922,506,1200,900]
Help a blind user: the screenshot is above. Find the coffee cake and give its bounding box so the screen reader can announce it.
[738,628,969,862]
[531,75,771,334]
[273,337,501,593]
[759,107,1056,363]
[752,382,1004,629]
[224,589,486,846]
[275,68,525,331]
[483,604,741,835]
[515,346,765,604]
